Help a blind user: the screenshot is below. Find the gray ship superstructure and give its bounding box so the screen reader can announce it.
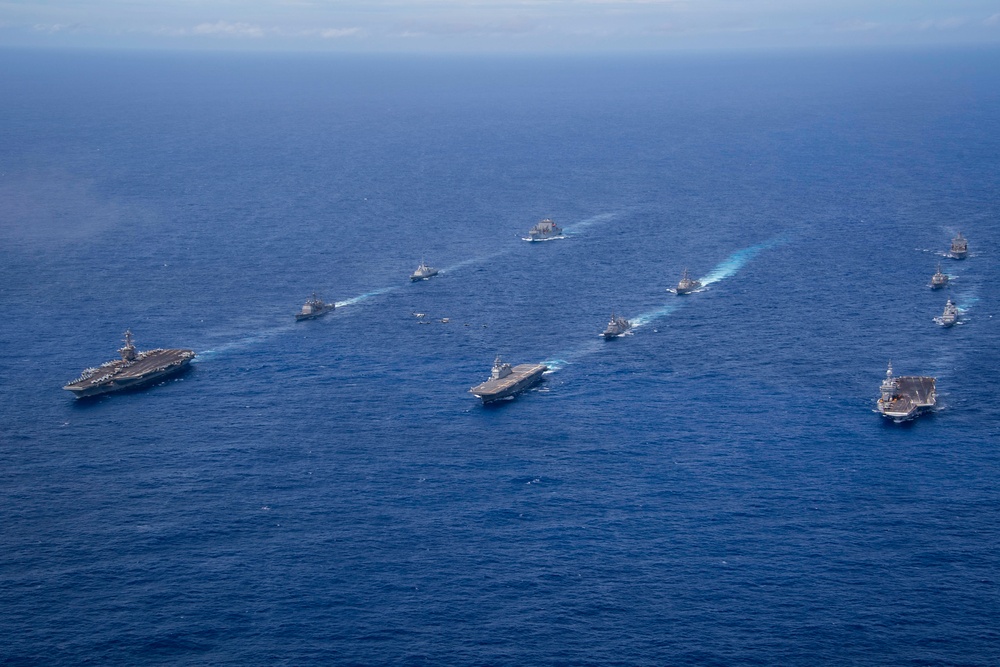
[930,264,948,289]
[602,313,632,339]
[876,361,936,421]
[524,219,564,242]
[675,268,702,295]
[938,299,959,327]
[63,330,195,398]
[469,355,547,404]
[296,293,335,321]
[410,260,439,281]
[950,232,968,259]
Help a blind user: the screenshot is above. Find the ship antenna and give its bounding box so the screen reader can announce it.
[886,360,893,378]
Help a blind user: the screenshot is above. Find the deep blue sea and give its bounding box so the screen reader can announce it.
[2,48,999,666]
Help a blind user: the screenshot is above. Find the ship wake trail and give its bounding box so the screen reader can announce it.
[563,211,621,235]
[195,324,296,362]
[441,251,508,275]
[545,235,789,371]
[699,235,788,286]
[335,285,399,308]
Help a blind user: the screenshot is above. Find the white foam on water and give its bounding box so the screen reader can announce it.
[335,285,399,308]
[699,236,787,287]
[441,250,508,274]
[562,211,620,235]
[195,324,295,361]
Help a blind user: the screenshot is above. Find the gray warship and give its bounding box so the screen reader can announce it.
[602,313,632,339]
[930,264,949,289]
[675,268,702,295]
[469,355,548,404]
[950,232,968,259]
[410,260,439,281]
[524,219,564,242]
[63,330,195,398]
[877,361,936,421]
[296,293,335,321]
[937,299,959,327]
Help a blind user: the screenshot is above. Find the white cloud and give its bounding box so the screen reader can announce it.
[916,16,967,31]
[319,27,363,38]
[192,21,265,37]
[33,23,73,33]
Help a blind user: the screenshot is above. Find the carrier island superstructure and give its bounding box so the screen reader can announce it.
[469,356,547,404]
[63,330,195,398]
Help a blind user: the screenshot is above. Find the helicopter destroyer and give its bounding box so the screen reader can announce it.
[675,268,702,295]
[410,260,439,281]
[876,361,936,421]
[524,219,564,242]
[469,356,548,404]
[937,299,959,327]
[930,264,949,289]
[602,313,632,339]
[950,232,968,259]
[296,293,335,321]
[63,330,195,398]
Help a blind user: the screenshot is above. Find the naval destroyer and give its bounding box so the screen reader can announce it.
[469,356,548,404]
[675,268,702,295]
[950,232,968,259]
[524,219,564,242]
[63,330,195,398]
[937,299,959,327]
[930,264,948,289]
[602,313,632,339]
[876,361,936,421]
[296,293,335,321]
[410,260,439,281]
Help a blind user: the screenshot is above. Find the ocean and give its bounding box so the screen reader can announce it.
[1,48,999,665]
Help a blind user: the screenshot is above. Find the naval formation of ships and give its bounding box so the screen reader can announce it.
[64,225,975,416]
[874,231,971,421]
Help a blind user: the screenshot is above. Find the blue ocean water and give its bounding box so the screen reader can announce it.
[1,48,999,665]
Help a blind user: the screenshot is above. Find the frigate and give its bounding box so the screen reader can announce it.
[876,361,936,421]
[63,330,195,398]
[950,232,968,259]
[296,293,335,321]
[410,260,439,281]
[469,355,547,404]
[524,219,564,242]
[938,299,959,327]
[675,268,702,295]
[930,264,948,289]
[602,313,632,339]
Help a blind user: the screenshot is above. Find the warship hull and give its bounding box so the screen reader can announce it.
[470,363,547,404]
[64,349,195,398]
[295,305,335,321]
[878,376,936,421]
[411,270,439,281]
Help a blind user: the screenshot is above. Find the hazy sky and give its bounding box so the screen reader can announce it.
[3,0,1000,53]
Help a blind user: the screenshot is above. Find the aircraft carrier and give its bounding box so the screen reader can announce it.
[469,356,547,404]
[876,361,936,421]
[63,330,195,398]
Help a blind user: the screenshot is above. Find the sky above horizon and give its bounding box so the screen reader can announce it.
[3,0,1000,53]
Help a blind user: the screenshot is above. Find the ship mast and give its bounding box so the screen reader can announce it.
[119,329,137,362]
